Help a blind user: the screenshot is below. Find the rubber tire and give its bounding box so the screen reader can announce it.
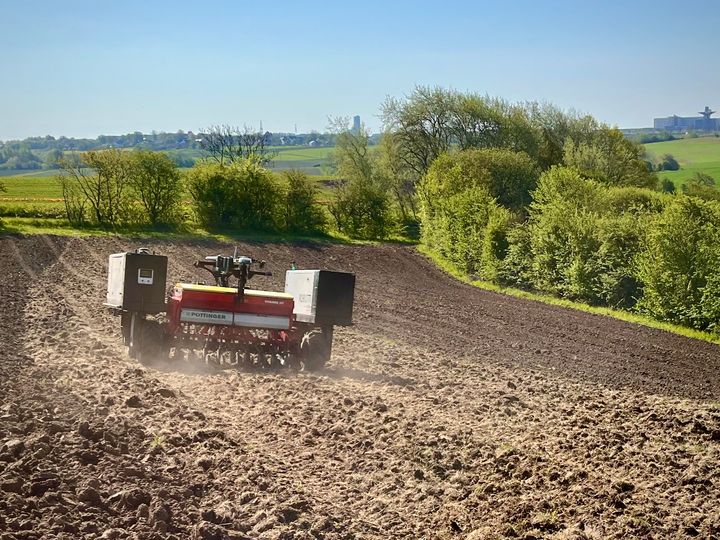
[121,313,132,347]
[300,327,333,371]
[128,318,166,364]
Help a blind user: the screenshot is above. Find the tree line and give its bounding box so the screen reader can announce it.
[56,142,327,235]
[347,87,717,333]
[42,87,720,333]
[0,128,352,171]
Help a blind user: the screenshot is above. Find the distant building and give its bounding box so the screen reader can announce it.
[654,106,719,131]
[352,115,361,134]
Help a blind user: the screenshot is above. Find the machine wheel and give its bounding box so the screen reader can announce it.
[127,316,167,363]
[121,312,132,346]
[300,326,333,371]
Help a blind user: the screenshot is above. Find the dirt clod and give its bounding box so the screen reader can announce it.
[78,486,103,507]
[194,521,227,540]
[125,395,143,408]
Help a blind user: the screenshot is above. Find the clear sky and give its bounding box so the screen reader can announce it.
[1,0,719,140]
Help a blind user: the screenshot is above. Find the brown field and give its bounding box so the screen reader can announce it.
[1,235,719,539]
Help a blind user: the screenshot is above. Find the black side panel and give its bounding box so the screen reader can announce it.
[315,271,355,326]
[122,253,168,313]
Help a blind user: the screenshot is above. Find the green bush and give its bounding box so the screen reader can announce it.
[440,187,494,273]
[419,148,538,278]
[531,204,601,300]
[188,160,281,231]
[329,177,393,240]
[420,181,511,279]
[0,181,5,230]
[423,148,539,214]
[639,132,675,144]
[681,172,720,201]
[528,168,603,298]
[604,186,668,215]
[660,178,676,194]
[233,161,282,231]
[531,165,604,212]
[592,215,645,308]
[281,170,327,234]
[636,196,720,330]
[130,150,183,226]
[480,204,513,281]
[187,163,242,228]
[660,154,680,171]
[528,167,649,306]
[498,223,534,288]
[563,128,658,189]
[0,204,66,219]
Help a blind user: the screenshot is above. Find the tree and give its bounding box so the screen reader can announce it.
[188,160,281,231]
[681,172,720,201]
[381,86,458,179]
[129,150,183,225]
[0,146,42,170]
[380,86,620,197]
[59,150,134,226]
[377,131,418,224]
[524,103,599,170]
[659,154,680,171]
[281,170,327,234]
[421,148,539,214]
[660,178,676,193]
[563,128,658,189]
[59,168,88,226]
[43,149,63,169]
[186,163,239,228]
[328,120,393,239]
[636,196,720,330]
[199,125,277,166]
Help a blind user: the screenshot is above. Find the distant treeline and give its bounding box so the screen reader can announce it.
[0,129,349,171]
[637,132,676,144]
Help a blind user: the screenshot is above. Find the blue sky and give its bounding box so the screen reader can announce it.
[1,0,719,140]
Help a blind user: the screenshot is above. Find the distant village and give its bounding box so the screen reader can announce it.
[0,115,373,152]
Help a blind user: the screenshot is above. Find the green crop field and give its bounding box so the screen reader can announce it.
[273,146,333,161]
[0,175,65,218]
[0,168,60,177]
[643,136,720,188]
[1,175,63,199]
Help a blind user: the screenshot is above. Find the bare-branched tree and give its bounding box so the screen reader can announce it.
[199,125,277,166]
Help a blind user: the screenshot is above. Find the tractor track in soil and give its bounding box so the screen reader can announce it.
[0,234,719,540]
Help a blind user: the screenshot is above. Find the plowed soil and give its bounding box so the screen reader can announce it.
[1,234,719,540]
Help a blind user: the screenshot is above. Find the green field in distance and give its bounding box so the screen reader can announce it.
[643,136,720,188]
